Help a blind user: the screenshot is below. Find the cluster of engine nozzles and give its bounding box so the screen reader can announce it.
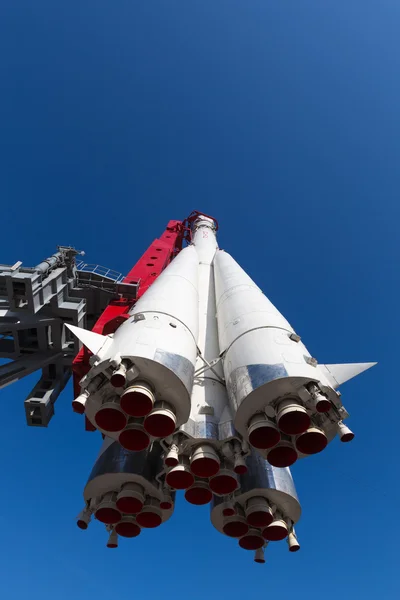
[247,384,354,467]
[163,443,301,561]
[76,482,174,548]
[73,362,178,451]
[220,496,300,562]
[162,443,248,505]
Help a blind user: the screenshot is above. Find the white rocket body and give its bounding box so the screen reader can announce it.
[213,250,376,457]
[72,213,376,557]
[68,245,199,441]
[68,215,375,454]
[180,217,235,445]
[213,250,339,445]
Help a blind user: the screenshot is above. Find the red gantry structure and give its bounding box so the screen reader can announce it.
[0,210,376,561]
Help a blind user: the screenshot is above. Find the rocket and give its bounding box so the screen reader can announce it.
[70,214,375,561]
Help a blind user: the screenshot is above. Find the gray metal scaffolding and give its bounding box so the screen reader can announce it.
[0,246,138,427]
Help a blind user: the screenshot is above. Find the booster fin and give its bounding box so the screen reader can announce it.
[65,324,107,355]
[319,362,377,388]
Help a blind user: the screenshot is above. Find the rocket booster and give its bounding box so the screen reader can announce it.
[70,213,375,558]
[68,243,200,449]
[213,249,375,464]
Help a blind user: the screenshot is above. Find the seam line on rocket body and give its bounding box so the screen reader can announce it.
[192,376,226,385]
[215,283,263,307]
[127,310,199,346]
[219,325,296,357]
[133,272,200,298]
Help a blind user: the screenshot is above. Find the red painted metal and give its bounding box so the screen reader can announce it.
[72,220,184,429]
[72,212,216,431]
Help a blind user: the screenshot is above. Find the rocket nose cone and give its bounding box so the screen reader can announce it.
[239,531,265,550]
[295,428,328,455]
[267,444,298,468]
[115,520,141,538]
[95,407,127,432]
[118,427,150,452]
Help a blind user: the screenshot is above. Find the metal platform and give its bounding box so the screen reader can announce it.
[0,247,139,427]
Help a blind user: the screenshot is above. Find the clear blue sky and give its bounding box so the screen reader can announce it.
[0,1,397,598]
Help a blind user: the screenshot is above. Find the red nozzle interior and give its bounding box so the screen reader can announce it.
[118,428,150,452]
[94,407,127,432]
